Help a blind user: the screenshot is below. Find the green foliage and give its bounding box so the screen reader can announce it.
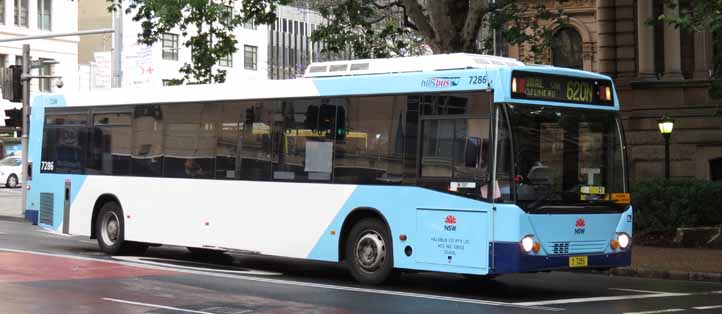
[112,0,289,84]
[311,1,419,58]
[632,178,722,234]
[312,0,567,60]
[488,1,568,64]
[657,0,722,98]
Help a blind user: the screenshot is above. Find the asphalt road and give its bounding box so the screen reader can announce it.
[1,217,721,314]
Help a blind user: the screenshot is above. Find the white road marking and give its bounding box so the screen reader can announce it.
[0,232,6,235]
[103,298,223,314]
[513,292,691,306]
[623,309,685,314]
[80,240,97,244]
[0,247,562,312]
[693,305,722,310]
[111,255,283,276]
[610,288,672,294]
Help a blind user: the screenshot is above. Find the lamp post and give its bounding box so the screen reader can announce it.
[657,115,675,179]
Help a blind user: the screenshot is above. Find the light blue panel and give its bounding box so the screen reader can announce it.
[494,67,620,111]
[415,209,488,269]
[312,70,499,96]
[489,203,527,242]
[307,185,494,274]
[312,66,619,112]
[28,95,88,232]
[525,213,622,255]
[616,206,634,235]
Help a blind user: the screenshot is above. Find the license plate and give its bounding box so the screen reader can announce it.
[569,256,588,268]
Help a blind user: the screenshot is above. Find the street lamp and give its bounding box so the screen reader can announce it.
[657,114,675,179]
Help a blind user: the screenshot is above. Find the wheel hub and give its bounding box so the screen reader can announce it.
[101,212,120,246]
[355,231,385,272]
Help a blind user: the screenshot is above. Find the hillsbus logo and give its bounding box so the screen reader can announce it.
[575,218,586,235]
[444,215,457,231]
[422,77,460,88]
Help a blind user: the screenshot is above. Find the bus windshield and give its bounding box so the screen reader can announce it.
[505,104,626,212]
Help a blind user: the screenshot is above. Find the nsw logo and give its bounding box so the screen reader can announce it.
[444,215,457,231]
[574,218,586,235]
[422,77,460,88]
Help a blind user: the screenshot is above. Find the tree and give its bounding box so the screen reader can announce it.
[113,0,289,84]
[113,0,565,84]
[310,0,567,63]
[657,0,722,98]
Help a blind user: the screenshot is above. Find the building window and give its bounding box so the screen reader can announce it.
[161,33,179,61]
[37,0,51,30]
[14,0,28,27]
[38,58,52,92]
[244,45,257,70]
[220,5,232,26]
[219,53,232,67]
[243,18,256,30]
[552,27,583,70]
[0,0,5,24]
[0,54,6,68]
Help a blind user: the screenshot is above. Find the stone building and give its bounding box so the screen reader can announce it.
[507,0,721,182]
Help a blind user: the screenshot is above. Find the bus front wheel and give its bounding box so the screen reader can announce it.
[96,202,145,255]
[345,218,393,285]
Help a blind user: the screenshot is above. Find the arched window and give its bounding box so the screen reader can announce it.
[552,27,583,70]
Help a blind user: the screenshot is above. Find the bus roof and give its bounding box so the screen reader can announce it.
[50,54,618,111]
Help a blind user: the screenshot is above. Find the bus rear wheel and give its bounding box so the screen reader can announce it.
[345,218,393,285]
[96,202,146,255]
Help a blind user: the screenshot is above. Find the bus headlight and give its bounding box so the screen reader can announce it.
[617,233,631,249]
[520,235,535,253]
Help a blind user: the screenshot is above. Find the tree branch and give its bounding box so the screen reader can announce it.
[401,0,437,51]
[461,0,489,51]
[371,0,401,10]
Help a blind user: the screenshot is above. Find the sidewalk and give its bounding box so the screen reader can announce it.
[0,188,23,219]
[606,245,722,282]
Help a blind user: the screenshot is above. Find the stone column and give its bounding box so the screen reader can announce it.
[693,31,713,80]
[663,0,683,80]
[597,0,617,76]
[637,0,656,79]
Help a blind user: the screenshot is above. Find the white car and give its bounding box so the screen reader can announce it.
[0,156,22,188]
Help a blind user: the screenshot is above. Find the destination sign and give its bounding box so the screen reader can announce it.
[510,71,615,106]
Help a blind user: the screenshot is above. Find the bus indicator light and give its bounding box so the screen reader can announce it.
[532,242,541,253]
[610,239,620,250]
[400,234,407,241]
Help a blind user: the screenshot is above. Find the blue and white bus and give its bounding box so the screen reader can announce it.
[26,54,632,284]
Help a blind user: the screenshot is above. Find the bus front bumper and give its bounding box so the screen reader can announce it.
[489,242,631,274]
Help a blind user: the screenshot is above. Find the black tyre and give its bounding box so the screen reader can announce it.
[345,218,394,285]
[95,201,144,255]
[6,174,18,188]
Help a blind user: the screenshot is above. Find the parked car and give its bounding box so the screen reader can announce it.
[0,155,22,188]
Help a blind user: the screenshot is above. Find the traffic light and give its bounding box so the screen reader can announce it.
[4,109,21,128]
[9,65,22,102]
[335,106,346,141]
[4,108,22,137]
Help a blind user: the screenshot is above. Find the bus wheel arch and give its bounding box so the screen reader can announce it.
[339,208,394,285]
[91,194,122,239]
